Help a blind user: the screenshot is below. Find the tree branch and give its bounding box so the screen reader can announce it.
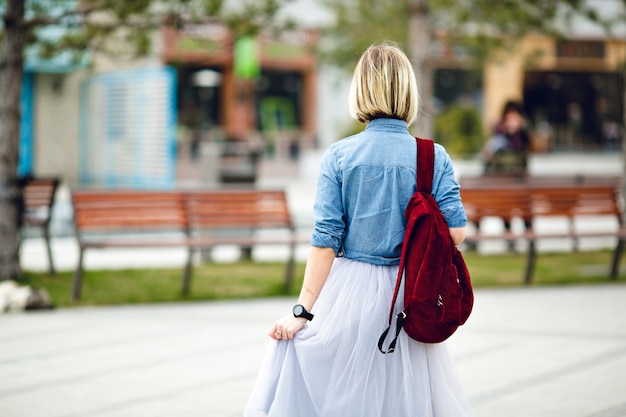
[22,5,103,28]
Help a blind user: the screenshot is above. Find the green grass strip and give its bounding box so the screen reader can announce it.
[17,250,626,308]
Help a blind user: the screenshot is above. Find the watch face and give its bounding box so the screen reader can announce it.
[293,305,304,316]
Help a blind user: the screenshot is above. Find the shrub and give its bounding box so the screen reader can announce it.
[434,104,484,157]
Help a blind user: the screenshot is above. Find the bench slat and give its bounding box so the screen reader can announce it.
[70,188,304,301]
[72,191,188,232]
[185,190,294,229]
[460,176,625,284]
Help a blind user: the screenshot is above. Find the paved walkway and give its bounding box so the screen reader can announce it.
[2,284,626,417]
[7,152,626,416]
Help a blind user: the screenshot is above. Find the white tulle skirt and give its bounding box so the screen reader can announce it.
[244,258,475,417]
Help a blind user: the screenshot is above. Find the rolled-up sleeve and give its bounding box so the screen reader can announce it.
[310,147,346,254]
[432,145,467,228]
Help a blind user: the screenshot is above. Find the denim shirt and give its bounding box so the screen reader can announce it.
[310,118,467,265]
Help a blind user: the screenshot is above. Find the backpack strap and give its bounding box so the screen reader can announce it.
[416,137,434,194]
[378,137,435,354]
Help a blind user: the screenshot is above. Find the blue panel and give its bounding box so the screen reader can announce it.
[167,67,178,174]
[79,67,178,189]
[18,73,35,176]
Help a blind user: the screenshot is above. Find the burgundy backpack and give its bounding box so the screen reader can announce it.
[378,138,474,353]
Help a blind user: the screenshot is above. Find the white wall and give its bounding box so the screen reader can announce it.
[32,30,166,186]
[315,65,352,148]
[34,71,85,186]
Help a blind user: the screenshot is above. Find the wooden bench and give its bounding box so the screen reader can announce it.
[460,176,626,284]
[71,189,307,301]
[461,185,536,281]
[183,189,303,293]
[21,177,60,274]
[71,190,188,301]
[526,183,626,282]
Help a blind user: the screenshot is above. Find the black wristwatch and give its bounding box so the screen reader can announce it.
[293,304,314,321]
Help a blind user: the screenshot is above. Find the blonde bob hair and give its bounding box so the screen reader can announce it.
[349,43,419,125]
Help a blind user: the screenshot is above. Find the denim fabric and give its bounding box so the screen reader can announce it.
[310,118,467,265]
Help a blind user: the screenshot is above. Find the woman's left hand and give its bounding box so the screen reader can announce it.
[269,315,307,340]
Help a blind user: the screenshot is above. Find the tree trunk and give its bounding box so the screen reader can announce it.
[0,0,26,280]
[408,0,434,139]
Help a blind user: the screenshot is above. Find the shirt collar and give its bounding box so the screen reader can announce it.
[365,118,410,133]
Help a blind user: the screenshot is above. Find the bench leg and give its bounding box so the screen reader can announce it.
[571,219,580,252]
[43,226,55,275]
[72,249,85,302]
[610,239,624,280]
[240,246,253,261]
[283,244,296,292]
[504,220,515,252]
[524,239,536,285]
[466,222,478,251]
[182,247,193,295]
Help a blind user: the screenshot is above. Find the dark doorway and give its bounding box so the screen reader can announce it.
[523,71,624,151]
[177,66,223,132]
[255,70,303,131]
[434,68,483,110]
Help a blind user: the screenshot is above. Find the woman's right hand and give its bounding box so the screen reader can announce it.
[269,315,307,340]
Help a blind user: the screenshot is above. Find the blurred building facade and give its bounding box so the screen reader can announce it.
[16,0,626,188]
[484,35,625,153]
[433,0,626,154]
[19,22,320,187]
[163,24,319,183]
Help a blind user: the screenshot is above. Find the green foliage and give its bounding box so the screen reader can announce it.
[319,0,411,70]
[428,0,606,61]
[434,104,484,157]
[319,0,620,70]
[203,0,224,16]
[2,0,295,63]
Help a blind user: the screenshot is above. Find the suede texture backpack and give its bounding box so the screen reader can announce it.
[378,138,474,353]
